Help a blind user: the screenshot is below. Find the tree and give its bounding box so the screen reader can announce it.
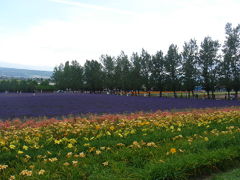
[165,44,181,97]
[52,61,84,90]
[115,51,132,92]
[100,55,116,91]
[199,37,220,99]
[219,53,233,99]
[182,39,199,97]
[140,49,151,94]
[130,52,142,94]
[84,60,104,92]
[52,63,65,90]
[68,60,84,90]
[222,23,240,99]
[150,50,165,97]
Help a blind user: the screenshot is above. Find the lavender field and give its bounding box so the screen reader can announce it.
[0,93,240,120]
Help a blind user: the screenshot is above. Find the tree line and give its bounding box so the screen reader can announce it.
[12,22,237,99]
[52,23,240,99]
[0,79,54,92]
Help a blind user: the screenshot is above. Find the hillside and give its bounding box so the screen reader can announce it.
[0,67,52,79]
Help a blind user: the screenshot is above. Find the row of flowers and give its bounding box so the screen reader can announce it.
[1,107,240,179]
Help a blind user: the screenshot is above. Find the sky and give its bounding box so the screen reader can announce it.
[0,0,239,71]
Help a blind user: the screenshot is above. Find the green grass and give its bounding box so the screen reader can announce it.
[1,109,240,179]
[209,168,240,180]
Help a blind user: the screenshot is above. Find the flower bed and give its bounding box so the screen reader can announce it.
[1,108,240,179]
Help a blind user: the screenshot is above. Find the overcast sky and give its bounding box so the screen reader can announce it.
[0,0,239,70]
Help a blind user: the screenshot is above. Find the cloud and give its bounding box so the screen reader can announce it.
[49,0,138,16]
[1,0,240,70]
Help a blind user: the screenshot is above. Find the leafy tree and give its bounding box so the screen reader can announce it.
[130,52,142,94]
[84,60,104,92]
[222,23,240,99]
[52,63,65,90]
[36,79,55,92]
[100,55,116,91]
[140,49,151,93]
[115,51,132,91]
[219,53,233,99]
[150,50,165,97]
[52,61,84,90]
[182,39,199,97]
[165,44,181,97]
[199,37,220,99]
[68,60,84,90]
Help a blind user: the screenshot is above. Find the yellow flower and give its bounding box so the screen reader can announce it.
[29,165,35,169]
[0,139,6,146]
[170,148,177,154]
[106,131,111,136]
[0,164,8,170]
[89,147,96,152]
[95,125,101,130]
[23,145,28,150]
[116,143,125,147]
[102,161,109,166]
[9,175,15,180]
[66,152,72,158]
[132,141,141,148]
[38,169,45,175]
[9,144,16,149]
[109,126,115,131]
[118,133,123,137]
[18,151,24,154]
[100,147,106,150]
[48,157,58,162]
[63,162,70,166]
[96,150,102,155]
[204,137,209,141]
[20,170,32,176]
[79,152,86,158]
[54,139,61,144]
[74,154,79,158]
[25,155,31,159]
[72,161,78,167]
[83,137,89,141]
[83,143,90,147]
[47,151,52,155]
[147,142,157,147]
[159,160,165,163]
[67,143,73,148]
[69,139,77,144]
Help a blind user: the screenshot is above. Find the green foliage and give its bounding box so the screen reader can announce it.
[150,51,165,96]
[182,39,199,96]
[49,22,240,97]
[84,60,104,91]
[52,60,84,90]
[165,44,181,97]
[101,55,116,90]
[199,37,220,99]
[0,79,52,92]
[140,49,151,91]
[221,23,240,98]
[115,51,132,91]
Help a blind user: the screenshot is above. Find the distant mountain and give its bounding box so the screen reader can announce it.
[0,61,53,71]
[0,67,52,79]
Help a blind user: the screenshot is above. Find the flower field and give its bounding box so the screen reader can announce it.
[1,108,240,179]
[1,93,240,119]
